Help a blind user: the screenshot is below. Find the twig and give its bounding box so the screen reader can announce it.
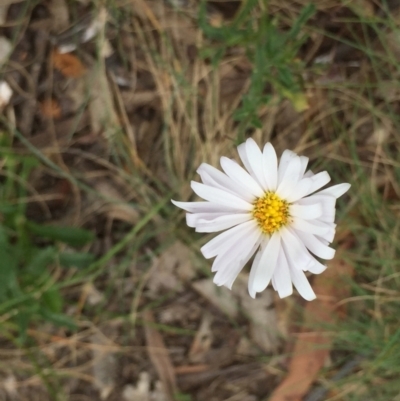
[18,29,48,136]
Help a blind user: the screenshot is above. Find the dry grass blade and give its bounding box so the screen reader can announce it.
[143,310,178,401]
[269,248,354,401]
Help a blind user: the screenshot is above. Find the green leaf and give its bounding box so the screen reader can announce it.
[26,247,56,276]
[231,0,258,29]
[0,226,18,300]
[42,288,63,314]
[198,1,223,40]
[0,204,18,215]
[175,393,193,401]
[40,309,77,330]
[59,252,95,269]
[16,310,35,345]
[286,3,316,41]
[26,221,95,247]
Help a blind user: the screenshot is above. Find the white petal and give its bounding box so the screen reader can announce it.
[306,259,327,274]
[220,157,264,198]
[278,149,297,184]
[295,230,336,260]
[307,220,336,242]
[317,183,351,198]
[211,231,262,276]
[191,181,253,211]
[246,138,268,189]
[172,200,239,213]
[304,170,314,178]
[186,212,227,227]
[237,143,255,177]
[194,213,252,233]
[285,178,312,203]
[251,232,281,293]
[287,230,328,272]
[276,156,302,199]
[289,204,322,220]
[291,217,331,237]
[262,143,278,191]
[292,194,338,236]
[197,163,254,203]
[304,171,331,196]
[248,244,264,298]
[299,156,309,178]
[201,220,259,259]
[224,235,263,290]
[273,249,293,298]
[297,195,336,222]
[213,229,262,286]
[316,235,330,246]
[320,211,336,223]
[280,226,313,269]
[271,275,277,290]
[289,268,316,301]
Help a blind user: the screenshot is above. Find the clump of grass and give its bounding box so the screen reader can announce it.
[199,1,315,140]
[0,134,97,342]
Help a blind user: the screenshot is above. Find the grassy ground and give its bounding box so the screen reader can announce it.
[0,0,400,400]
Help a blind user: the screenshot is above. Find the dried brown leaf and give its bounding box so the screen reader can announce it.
[192,279,239,318]
[234,274,281,354]
[147,242,194,296]
[143,310,177,401]
[269,253,354,401]
[49,0,70,32]
[87,64,119,136]
[0,37,11,65]
[93,180,139,225]
[91,333,117,400]
[189,313,213,363]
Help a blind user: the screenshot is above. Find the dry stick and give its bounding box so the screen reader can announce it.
[5,60,35,100]
[19,29,48,137]
[108,71,140,167]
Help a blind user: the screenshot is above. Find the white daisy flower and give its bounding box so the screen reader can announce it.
[172,139,350,301]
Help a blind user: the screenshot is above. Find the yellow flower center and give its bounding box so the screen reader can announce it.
[253,192,290,234]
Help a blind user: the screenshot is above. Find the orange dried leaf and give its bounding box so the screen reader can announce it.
[52,50,86,77]
[39,98,61,118]
[269,252,354,401]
